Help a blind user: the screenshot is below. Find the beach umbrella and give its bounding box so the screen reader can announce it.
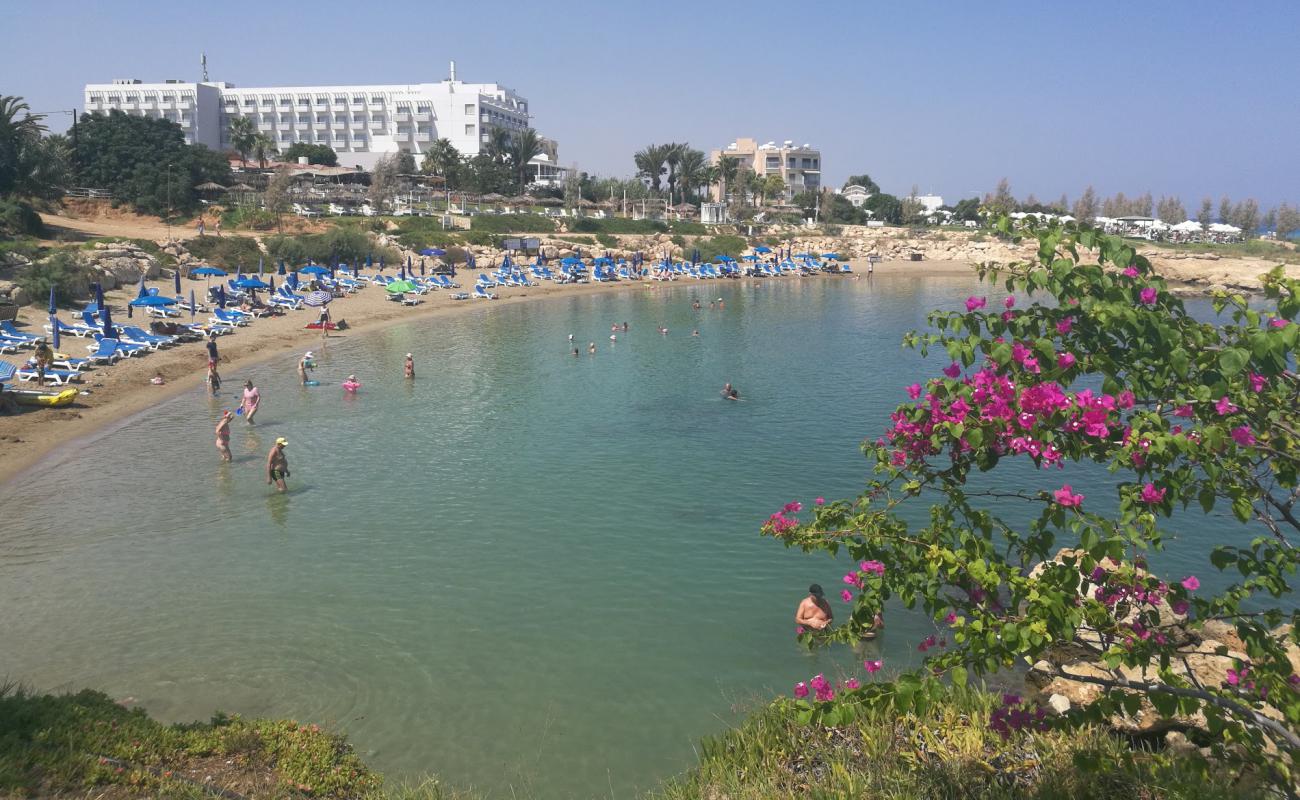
[101,305,116,339]
[257,257,264,274]
[303,290,332,307]
[268,276,276,292]
[233,276,270,290]
[173,269,182,295]
[754,246,772,254]
[329,260,336,280]
[94,282,105,313]
[366,254,373,267]
[130,295,178,307]
[386,280,416,294]
[189,289,196,320]
[822,253,840,260]
[420,258,427,276]
[136,272,148,299]
[48,287,59,350]
[742,254,758,261]
[278,260,286,276]
[300,265,330,275]
[216,286,227,308]
[379,257,385,272]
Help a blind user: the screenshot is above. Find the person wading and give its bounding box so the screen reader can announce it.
[266,437,290,492]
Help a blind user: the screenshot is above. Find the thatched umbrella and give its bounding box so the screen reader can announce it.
[480,192,505,203]
[195,181,228,193]
[577,198,597,208]
[533,196,563,206]
[511,195,534,206]
[228,183,256,193]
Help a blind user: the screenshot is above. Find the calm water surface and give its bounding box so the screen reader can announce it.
[0,274,1237,798]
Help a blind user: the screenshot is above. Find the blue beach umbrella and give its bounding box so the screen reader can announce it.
[366,254,373,268]
[48,286,59,350]
[130,295,178,307]
[190,266,227,277]
[420,258,426,276]
[94,282,105,312]
[278,260,287,276]
[101,305,116,339]
[822,253,840,260]
[329,260,336,280]
[173,269,182,295]
[287,272,299,290]
[136,272,148,299]
[189,289,196,320]
[216,286,227,308]
[754,246,772,254]
[379,257,385,272]
[300,265,330,276]
[233,276,270,290]
[268,276,276,292]
[257,257,264,274]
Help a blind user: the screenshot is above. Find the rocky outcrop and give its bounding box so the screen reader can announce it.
[82,241,163,291]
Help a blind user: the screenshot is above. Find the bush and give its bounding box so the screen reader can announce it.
[0,198,44,238]
[594,232,618,249]
[559,235,595,245]
[17,250,90,306]
[668,221,708,236]
[263,229,400,267]
[669,234,686,248]
[0,237,44,262]
[460,230,498,248]
[469,214,556,233]
[694,235,747,263]
[570,217,668,235]
[220,206,279,231]
[184,236,264,269]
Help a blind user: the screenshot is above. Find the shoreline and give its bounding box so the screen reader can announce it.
[0,259,980,486]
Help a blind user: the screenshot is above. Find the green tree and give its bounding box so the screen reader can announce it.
[262,167,294,233]
[485,128,512,164]
[76,110,230,216]
[952,197,981,222]
[1197,197,1214,227]
[419,138,459,179]
[1230,198,1260,236]
[768,221,1300,792]
[227,116,256,166]
[675,148,709,203]
[758,174,786,205]
[282,143,337,166]
[715,156,740,205]
[1156,195,1186,223]
[1071,185,1098,222]
[1219,195,1233,224]
[506,128,543,193]
[663,142,687,200]
[368,153,399,213]
[634,144,671,193]
[1275,203,1300,240]
[250,133,277,169]
[0,95,55,197]
[863,192,902,224]
[842,174,881,194]
[394,150,417,176]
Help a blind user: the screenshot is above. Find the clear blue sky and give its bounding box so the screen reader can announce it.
[3,0,1296,209]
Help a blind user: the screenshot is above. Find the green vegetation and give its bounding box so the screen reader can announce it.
[655,687,1251,800]
[0,196,43,237]
[78,237,175,269]
[570,217,666,235]
[769,220,1300,792]
[184,236,263,270]
[264,228,400,267]
[594,232,618,249]
[282,143,339,167]
[558,234,595,245]
[14,250,89,305]
[693,235,747,263]
[76,110,231,216]
[221,206,280,232]
[469,214,555,234]
[0,236,43,261]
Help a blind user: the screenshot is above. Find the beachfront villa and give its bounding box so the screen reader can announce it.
[82,61,563,182]
[709,138,821,203]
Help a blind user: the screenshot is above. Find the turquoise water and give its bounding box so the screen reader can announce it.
[0,275,1235,797]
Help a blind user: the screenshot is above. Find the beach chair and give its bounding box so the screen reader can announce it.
[45,318,99,338]
[472,285,497,300]
[122,326,178,347]
[16,364,82,385]
[84,338,123,364]
[212,309,251,326]
[0,321,41,343]
[32,353,92,371]
[95,335,149,357]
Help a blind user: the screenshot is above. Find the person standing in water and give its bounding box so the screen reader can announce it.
[215,410,233,461]
[206,362,222,396]
[588,341,597,354]
[241,379,261,424]
[404,353,414,379]
[266,438,290,492]
[297,352,314,385]
[795,584,833,631]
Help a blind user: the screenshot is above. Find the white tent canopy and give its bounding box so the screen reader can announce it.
[1209,222,1242,233]
[1171,220,1203,232]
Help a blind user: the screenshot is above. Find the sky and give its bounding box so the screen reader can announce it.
[3,0,1297,209]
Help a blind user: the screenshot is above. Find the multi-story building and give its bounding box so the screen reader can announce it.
[709,138,821,202]
[83,62,557,176]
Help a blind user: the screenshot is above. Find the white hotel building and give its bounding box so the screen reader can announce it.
[82,62,562,178]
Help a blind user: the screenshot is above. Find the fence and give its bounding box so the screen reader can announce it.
[64,187,114,199]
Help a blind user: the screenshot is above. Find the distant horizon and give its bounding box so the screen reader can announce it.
[3,0,1296,211]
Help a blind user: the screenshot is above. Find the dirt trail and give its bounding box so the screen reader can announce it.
[38,212,259,244]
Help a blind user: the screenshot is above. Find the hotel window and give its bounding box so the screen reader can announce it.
[180,112,190,121]
[352,95,364,104]
[813,159,819,168]
[162,93,174,102]
[464,104,474,115]
[334,131,346,140]
[280,114,291,124]
[370,95,383,103]
[353,115,365,122]
[334,96,346,104]
[787,157,796,168]
[315,97,327,106]
[465,124,474,135]
[244,98,255,107]
[125,94,138,102]
[107,95,120,102]
[354,133,366,142]
[481,133,490,143]
[334,115,346,124]
[396,103,410,111]
[416,103,430,112]
[260,97,272,106]
[280,98,291,106]
[297,96,310,106]
[316,114,326,124]
[371,114,385,123]
[298,113,309,124]
[766,156,781,169]
[89,94,102,102]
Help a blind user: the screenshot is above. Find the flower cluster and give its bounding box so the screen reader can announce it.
[988,693,1048,739]
[766,501,803,533]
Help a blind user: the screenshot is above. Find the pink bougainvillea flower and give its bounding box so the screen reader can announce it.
[1139,287,1158,305]
[814,685,835,702]
[1139,483,1167,505]
[814,496,825,506]
[944,611,957,624]
[1002,310,1015,322]
[1123,265,1139,278]
[1215,396,1239,415]
[965,296,987,312]
[1226,668,1243,687]
[1004,296,1016,309]
[1056,352,1076,369]
[1117,390,1135,409]
[1022,357,1040,373]
[918,634,938,652]
[1248,372,1267,392]
[810,674,828,690]
[841,589,853,603]
[1181,576,1200,591]
[1054,485,1084,508]
[1231,425,1256,447]
[1269,318,1290,328]
[793,681,809,698]
[843,677,861,690]
[907,383,922,400]
[843,572,861,587]
[860,560,886,576]
[1056,317,1073,334]
[864,659,883,674]
[1171,598,1190,615]
[943,362,962,378]
[1174,404,1195,418]
[795,625,805,635]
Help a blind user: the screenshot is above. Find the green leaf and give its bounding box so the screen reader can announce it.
[950,666,967,687]
[1232,494,1253,523]
[1218,347,1249,377]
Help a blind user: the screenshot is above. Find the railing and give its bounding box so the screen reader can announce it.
[65,187,114,199]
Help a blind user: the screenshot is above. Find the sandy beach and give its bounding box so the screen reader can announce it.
[0,258,978,486]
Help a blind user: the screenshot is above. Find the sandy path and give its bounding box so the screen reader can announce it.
[0,260,977,486]
[37,211,247,243]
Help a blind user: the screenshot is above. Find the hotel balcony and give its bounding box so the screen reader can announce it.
[413,112,431,122]
[414,132,431,142]
[394,112,411,122]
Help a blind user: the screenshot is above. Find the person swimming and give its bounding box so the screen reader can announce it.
[588,342,596,354]
[692,329,700,336]
[404,353,414,379]
[343,374,361,392]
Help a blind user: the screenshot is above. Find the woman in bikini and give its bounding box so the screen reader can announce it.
[215,410,233,461]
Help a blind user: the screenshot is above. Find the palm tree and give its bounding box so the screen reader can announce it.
[507,128,544,193]
[227,116,256,166]
[421,137,459,178]
[715,157,739,205]
[0,95,49,195]
[674,148,708,203]
[485,127,513,164]
[633,144,669,193]
[250,133,277,169]
[662,143,688,200]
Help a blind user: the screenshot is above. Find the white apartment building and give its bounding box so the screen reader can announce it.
[83,62,552,173]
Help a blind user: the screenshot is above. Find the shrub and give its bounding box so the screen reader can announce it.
[694,235,747,263]
[559,235,595,245]
[460,230,498,248]
[594,232,618,249]
[184,236,264,269]
[263,229,399,267]
[0,198,44,238]
[17,250,90,305]
[570,217,666,235]
[669,234,686,248]
[668,221,708,236]
[0,237,44,262]
[469,214,555,233]
[220,206,278,231]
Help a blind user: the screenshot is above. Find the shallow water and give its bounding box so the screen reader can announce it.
[0,274,1239,798]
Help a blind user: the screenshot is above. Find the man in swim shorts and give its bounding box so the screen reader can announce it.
[795,584,833,631]
[266,437,290,492]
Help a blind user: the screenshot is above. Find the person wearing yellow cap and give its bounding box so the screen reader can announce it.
[266,437,290,493]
